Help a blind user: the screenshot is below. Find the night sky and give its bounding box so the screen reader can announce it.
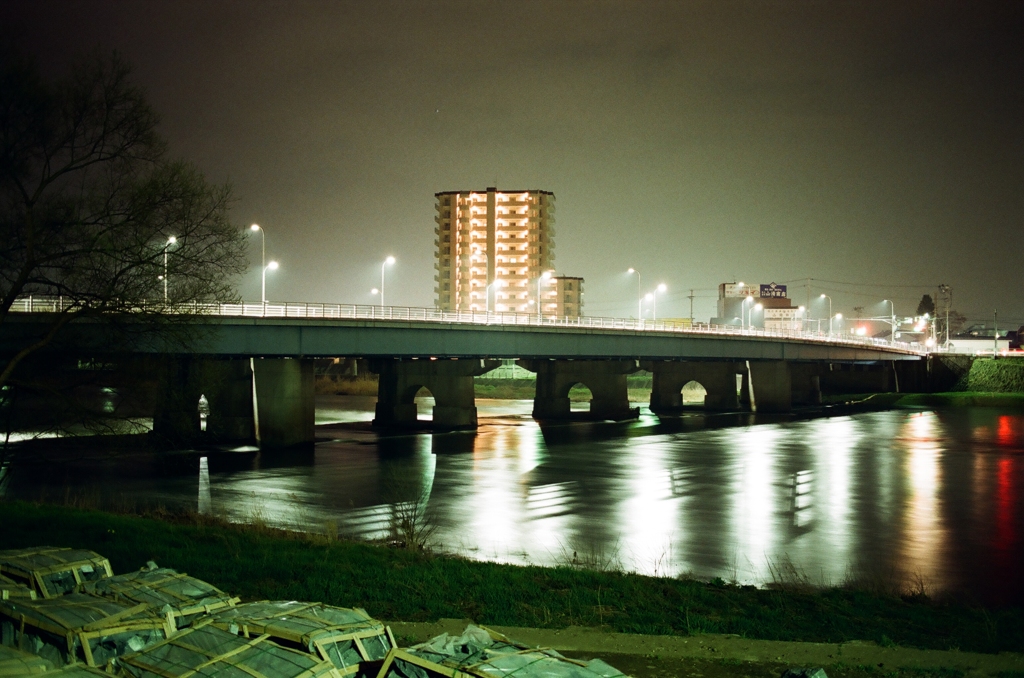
[4,1,1022,325]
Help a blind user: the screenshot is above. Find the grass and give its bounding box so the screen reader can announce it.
[2,500,1023,654]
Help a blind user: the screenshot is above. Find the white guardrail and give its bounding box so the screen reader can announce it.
[7,295,927,355]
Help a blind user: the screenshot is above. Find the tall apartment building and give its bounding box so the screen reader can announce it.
[434,187,559,313]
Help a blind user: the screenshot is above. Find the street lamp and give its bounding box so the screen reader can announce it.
[249,224,266,301]
[162,236,176,302]
[380,256,395,308]
[742,295,754,329]
[748,302,763,328]
[820,294,833,336]
[537,270,552,320]
[627,268,642,321]
[882,299,896,343]
[646,283,667,320]
[835,312,843,335]
[797,306,806,332]
[262,260,278,303]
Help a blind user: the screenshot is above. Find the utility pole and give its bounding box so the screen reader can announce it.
[994,310,999,357]
[688,289,695,324]
[938,284,952,346]
[805,278,811,320]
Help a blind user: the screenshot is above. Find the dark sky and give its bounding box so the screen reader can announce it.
[4,1,1022,325]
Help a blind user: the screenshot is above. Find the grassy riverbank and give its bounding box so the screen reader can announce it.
[823,392,1024,410]
[1,500,1022,654]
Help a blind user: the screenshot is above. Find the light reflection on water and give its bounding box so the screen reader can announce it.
[4,396,1024,603]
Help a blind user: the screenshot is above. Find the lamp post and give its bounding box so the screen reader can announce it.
[647,283,667,320]
[748,302,763,329]
[162,236,176,302]
[835,312,843,335]
[742,295,754,329]
[883,299,896,343]
[250,224,265,301]
[262,260,278,303]
[380,256,395,308]
[820,294,833,336]
[537,270,552,320]
[627,268,642,321]
[797,305,806,332]
[486,279,505,313]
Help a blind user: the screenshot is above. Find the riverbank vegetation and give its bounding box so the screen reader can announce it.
[1,500,1022,654]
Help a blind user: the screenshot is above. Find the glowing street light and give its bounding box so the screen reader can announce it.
[249,224,267,302]
[162,236,176,302]
[882,299,896,343]
[262,260,278,303]
[749,302,763,328]
[537,270,552,320]
[627,268,641,321]
[820,294,833,336]
[487,279,503,313]
[645,283,668,320]
[742,295,754,329]
[380,255,395,308]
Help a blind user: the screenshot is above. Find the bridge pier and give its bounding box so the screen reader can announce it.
[522,359,640,421]
[746,360,792,412]
[153,357,257,445]
[252,358,315,447]
[371,358,499,429]
[153,356,315,447]
[790,363,823,406]
[644,360,743,412]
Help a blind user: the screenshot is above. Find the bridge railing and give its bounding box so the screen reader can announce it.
[7,295,926,354]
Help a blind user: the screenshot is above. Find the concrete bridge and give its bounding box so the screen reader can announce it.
[4,299,926,447]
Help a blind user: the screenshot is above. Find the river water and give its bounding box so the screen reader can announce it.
[3,396,1024,604]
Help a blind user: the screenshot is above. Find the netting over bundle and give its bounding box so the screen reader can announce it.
[0,642,52,675]
[212,601,394,676]
[0,574,36,601]
[378,626,628,678]
[0,592,169,668]
[85,562,239,630]
[117,620,343,678]
[0,547,112,599]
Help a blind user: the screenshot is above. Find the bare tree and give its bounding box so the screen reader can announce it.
[0,49,247,394]
[0,50,249,456]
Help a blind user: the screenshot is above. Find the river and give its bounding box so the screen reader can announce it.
[3,396,1023,605]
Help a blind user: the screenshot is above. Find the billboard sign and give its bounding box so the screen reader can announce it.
[760,282,787,298]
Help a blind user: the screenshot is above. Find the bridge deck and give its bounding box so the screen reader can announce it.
[4,298,923,362]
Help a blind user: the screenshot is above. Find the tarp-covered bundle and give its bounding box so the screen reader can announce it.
[211,601,395,676]
[0,574,36,601]
[0,548,112,599]
[376,625,628,678]
[118,620,344,678]
[0,592,169,668]
[85,561,239,631]
[0,643,52,676]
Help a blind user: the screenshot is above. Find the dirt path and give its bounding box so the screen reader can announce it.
[386,619,1024,677]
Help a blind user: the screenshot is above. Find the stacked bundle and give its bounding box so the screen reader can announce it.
[0,547,631,678]
[117,620,342,678]
[211,601,396,676]
[86,562,239,631]
[377,625,627,678]
[0,593,169,667]
[0,548,112,599]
